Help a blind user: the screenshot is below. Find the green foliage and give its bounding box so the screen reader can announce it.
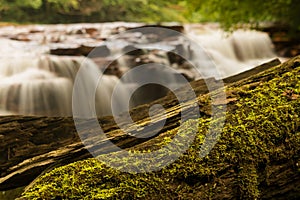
[21,57,300,199]
[0,0,78,10]
[15,0,43,9]
[0,0,299,30]
[183,0,300,31]
[0,0,186,23]
[0,0,81,23]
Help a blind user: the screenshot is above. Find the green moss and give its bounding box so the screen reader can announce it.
[21,57,300,199]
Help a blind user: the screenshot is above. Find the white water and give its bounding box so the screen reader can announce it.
[0,69,73,116]
[0,24,279,116]
[0,55,129,116]
[185,25,277,78]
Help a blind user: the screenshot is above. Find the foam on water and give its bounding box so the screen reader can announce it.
[0,24,279,116]
[0,54,129,116]
[185,25,277,78]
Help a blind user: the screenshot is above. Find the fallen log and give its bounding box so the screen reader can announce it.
[0,58,281,191]
[18,56,300,199]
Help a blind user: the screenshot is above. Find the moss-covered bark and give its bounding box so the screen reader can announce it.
[20,56,300,199]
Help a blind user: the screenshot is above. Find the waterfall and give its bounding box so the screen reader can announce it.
[0,55,81,80]
[0,23,279,117]
[0,55,129,116]
[185,25,277,78]
[0,69,73,116]
[231,30,275,61]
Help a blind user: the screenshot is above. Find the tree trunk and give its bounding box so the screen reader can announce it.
[0,58,284,191]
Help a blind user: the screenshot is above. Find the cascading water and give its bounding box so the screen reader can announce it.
[185,25,277,78]
[0,69,73,116]
[231,30,276,61]
[0,54,129,116]
[0,55,82,80]
[0,23,279,117]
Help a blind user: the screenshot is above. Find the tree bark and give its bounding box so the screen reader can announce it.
[0,58,283,191]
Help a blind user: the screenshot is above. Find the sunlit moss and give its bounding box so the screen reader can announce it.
[21,57,300,199]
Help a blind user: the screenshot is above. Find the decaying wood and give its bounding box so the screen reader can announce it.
[0,58,282,190]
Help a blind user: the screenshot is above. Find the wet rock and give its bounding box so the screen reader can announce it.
[84,28,100,38]
[117,32,143,42]
[79,44,110,57]
[276,43,300,57]
[128,24,184,38]
[176,68,196,81]
[67,28,85,35]
[29,27,45,34]
[167,51,185,65]
[130,84,170,105]
[78,45,94,56]
[260,24,300,57]
[10,34,31,42]
[92,57,123,77]
[122,45,144,56]
[50,44,81,56]
[110,25,135,35]
[50,43,110,57]
[89,44,111,57]
[166,41,193,65]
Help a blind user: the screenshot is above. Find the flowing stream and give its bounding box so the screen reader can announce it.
[0,23,278,116]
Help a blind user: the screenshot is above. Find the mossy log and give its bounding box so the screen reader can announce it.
[1,58,290,195]
[0,58,281,191]
[18,56,300,199]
